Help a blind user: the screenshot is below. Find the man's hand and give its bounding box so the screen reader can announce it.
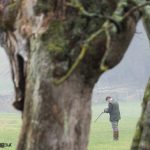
[104,108,108,113]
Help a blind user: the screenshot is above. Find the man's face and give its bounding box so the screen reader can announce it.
[106,98,112,103]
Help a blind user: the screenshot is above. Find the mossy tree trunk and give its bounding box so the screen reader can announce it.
[0,0,146,150]
[131,79,150,150]
[131,4,150,150]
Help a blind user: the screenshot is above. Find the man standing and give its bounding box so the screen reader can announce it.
[104,96,121,141]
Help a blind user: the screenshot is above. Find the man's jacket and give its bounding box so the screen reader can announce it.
[104,100,121,122]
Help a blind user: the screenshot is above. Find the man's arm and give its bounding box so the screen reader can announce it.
[104,103,113,113]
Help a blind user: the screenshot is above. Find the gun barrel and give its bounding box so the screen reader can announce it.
[94,112,104,122]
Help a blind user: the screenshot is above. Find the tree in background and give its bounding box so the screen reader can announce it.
[0,0,150,150]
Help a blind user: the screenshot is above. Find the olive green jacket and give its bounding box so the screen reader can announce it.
[104,100,121,122]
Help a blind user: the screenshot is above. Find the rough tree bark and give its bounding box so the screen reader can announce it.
[131,3,150,150]
[131,79,150,150]
[0,0,148,150]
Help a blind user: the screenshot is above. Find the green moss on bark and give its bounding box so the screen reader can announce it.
[34,0,54,14]
[42,20,68,55]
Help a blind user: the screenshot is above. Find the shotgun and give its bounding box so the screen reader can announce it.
[94,112,104,122]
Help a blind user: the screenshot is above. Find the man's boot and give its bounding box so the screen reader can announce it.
[113,130,119,141]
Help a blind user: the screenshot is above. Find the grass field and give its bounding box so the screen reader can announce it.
[0,113,21,150]
[0,101,141,150]
[89,101,142,150]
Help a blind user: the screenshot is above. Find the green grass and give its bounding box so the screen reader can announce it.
[89,101,142,150]
[0,101,141,150]
[0,113,21,150]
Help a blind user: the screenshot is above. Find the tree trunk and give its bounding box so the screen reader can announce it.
[16,38,94,149]
[131,79,150,150]
[131,4,150,150]
[0,0,141,150]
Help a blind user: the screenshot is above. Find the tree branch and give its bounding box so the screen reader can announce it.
[53,28,104,85]
[123,2,150,20]
[53,0,129,85]
[54,0,144,85]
